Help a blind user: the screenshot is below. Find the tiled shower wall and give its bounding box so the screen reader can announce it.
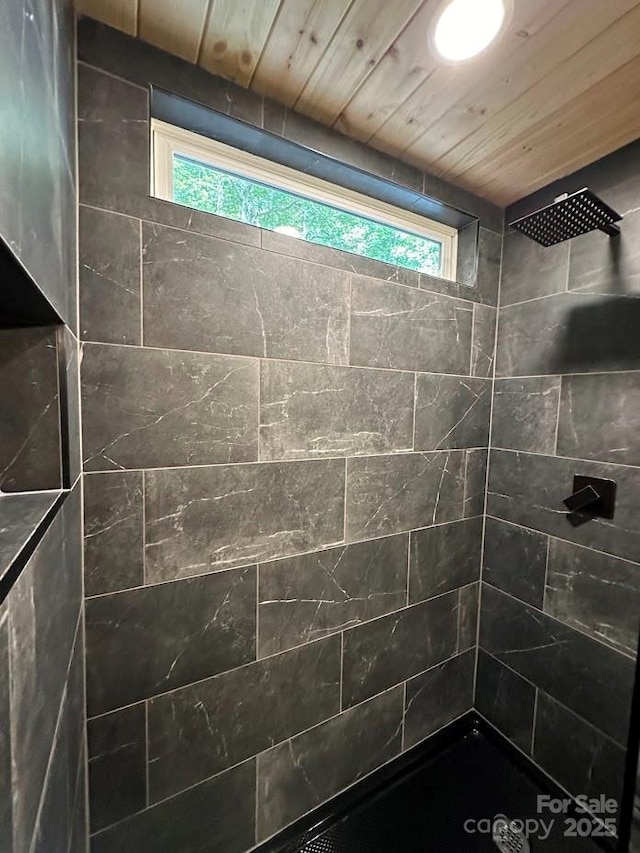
[0,0,86,851]
[477,139,640,823]
[76,19,501,852]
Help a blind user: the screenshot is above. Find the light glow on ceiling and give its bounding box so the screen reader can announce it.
[432,0,509,62]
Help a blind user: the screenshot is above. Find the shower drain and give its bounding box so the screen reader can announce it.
[492,817,531,853]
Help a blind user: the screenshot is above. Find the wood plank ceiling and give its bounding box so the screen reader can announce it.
[75,0,640,205]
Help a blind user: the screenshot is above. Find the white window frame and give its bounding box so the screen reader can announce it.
[151,119,458,281]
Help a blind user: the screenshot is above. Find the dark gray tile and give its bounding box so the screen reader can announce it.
[342,592,459,707]
[257,687,403,840]
[143,222,350,364]
[496,292,640,377]
[0,492,62,589]
[403,650,474,749]
[483,518,548,609]
[471,304,497,378]
[414,375,491,450]
[84,472,144,596]
[534,692,626,808]
[350,277,473,374]
[545,538,640,656]
[86,566,256,715]
[568,207,640,295]
[558,372,640,466]
[0,604,11,852]
[88,704,146,832]
[480,584,634,744]
[409,518,482,603]
[79,206,141,345]
[491,377,561,454]
[0,327,61,492]
[258,536,408,657]
[78,64,149,216]
[81,343,259,471]
[457,583,479,653]
[91,758,256,853]
[148,635,340,801]
[145,459,345,581]
[68,755,88,853]
[346,451,465,541]
[501,229,569,307]
[475,649,535,753]
[262,229,419,288]
[8,485,82,852]
[463,449,488,519]
[260,361,414,461]
[475,227,502,307]
[59,326,82,485]
[487,449,640,564]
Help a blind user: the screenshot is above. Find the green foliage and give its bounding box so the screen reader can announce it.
[173,155,442,275]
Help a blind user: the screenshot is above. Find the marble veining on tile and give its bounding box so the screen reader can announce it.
[260,361,414,460]
[414,375,491,450]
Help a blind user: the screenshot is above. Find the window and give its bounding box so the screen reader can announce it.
[151,120,458,280]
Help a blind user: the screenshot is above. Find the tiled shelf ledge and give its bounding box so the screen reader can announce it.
[0,488,66,604]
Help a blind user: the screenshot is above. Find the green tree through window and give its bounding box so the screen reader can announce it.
[173,155,442,275]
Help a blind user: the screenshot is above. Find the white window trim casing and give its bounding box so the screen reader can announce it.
[151,119,459,281]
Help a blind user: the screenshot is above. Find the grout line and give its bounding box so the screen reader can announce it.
[339,632,344,712]
[87,590,477,722]
[469,303,476,376]
[84,515,483,600]
[342,458,348,543]
[144,701,150,807]
[406,532,411,607]
[400,680,407,751]
[541,534,551,614]
[411,372,417,451]
[139,219,144,345]
[141,471,146,585]
[255,566,260,662]
[530,688,539,756]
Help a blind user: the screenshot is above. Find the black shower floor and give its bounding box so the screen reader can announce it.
[260,716,612,853]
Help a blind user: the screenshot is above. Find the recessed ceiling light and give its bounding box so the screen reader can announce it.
[431,0,511,62]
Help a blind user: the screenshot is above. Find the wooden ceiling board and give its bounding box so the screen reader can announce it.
[431,0,640,183]
[199,0,283,87]
[76,0,137,35]
[293,0,426,125]
[252,0,355,108]
[138,0,210,62]
[333,0,442,143]
[370,0,575,157]
[75,0,640,206]
[468,59,640,203]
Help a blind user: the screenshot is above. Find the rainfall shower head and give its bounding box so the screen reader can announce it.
[508,188,622,247]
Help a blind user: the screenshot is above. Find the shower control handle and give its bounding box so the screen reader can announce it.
[563,484,600,513]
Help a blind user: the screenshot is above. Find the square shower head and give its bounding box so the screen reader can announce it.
[508,188,622,247]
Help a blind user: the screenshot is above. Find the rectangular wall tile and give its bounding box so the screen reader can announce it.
[558,372,640,466]
[491,377,560,454]
[0,605,12,851]
[568,207,640,295]
[145,459,345,581]
[345,451,465,541]
[409,518,482,603]
[258,536,408,657]
[257,687,403,840]
[463,449,488,518]
[84,472,144,596]
[260,361,414,461]
[534,693,626,809]
[471,304,497,378]
[457,583,479,652]
[545,538,640,656]
[147,636,340,801]
[403,650,474,749]
[91,759,256,853]
[487,449,640,563]
[483,518,548,609]
[86,566,256,716]
[81,343,259,471]
[500,229,568,307]
[142,222,350,364]
[349,277,473,374]
[414,375,490,451]
[480,584,634,745]
[342,593,459,707]
[88,705,146,833]
[475,649,535,754]
[496,292,640,377]
[79,206,141,345]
